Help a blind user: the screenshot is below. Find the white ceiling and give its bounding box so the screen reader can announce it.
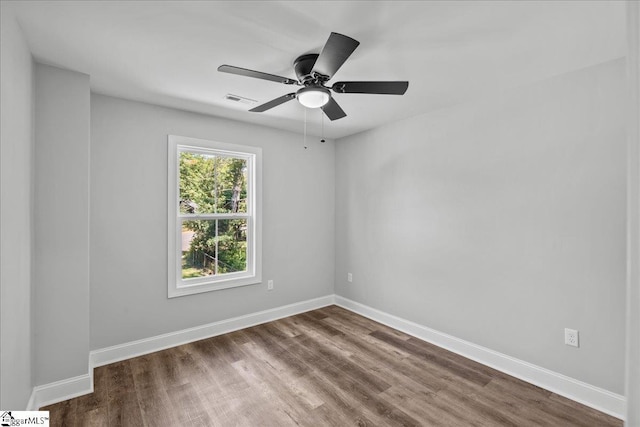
[7,1,626,139]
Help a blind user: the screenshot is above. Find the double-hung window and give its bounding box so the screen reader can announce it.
[168,135,262,297]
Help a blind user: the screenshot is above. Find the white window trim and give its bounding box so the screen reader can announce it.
[168,135,262,298]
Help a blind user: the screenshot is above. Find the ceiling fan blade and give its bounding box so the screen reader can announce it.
[332,81,409,95]
[321,97,347,121]
[311,33,360,79]
[249,93,296,112]
[218,65,298,85]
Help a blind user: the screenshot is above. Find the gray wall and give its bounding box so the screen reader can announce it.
[626,1,640,424]
[335,58,627,394]
[33,64,90,385]
[89,95,335,349]
[0,4,34,409]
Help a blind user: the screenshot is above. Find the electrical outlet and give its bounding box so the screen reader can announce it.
[347,273,353,283]
[564,328,579,347]
[267,280,274,291]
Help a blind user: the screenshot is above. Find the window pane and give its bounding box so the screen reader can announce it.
[179,152,248,214]
[181,219,248,279]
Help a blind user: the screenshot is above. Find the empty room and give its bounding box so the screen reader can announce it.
[1,1,639,426]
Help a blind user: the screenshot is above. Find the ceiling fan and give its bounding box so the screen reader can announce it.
[218,32,409,121]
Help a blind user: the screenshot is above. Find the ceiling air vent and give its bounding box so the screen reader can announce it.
[224,94,258,105]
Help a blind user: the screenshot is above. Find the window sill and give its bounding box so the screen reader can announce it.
[168,275,262,298]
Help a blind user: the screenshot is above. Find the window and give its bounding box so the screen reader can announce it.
[168,135,262,297]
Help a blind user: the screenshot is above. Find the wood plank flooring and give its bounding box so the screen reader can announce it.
[42,306,622,426]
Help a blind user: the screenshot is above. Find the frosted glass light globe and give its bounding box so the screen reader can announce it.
[297,87,330,108]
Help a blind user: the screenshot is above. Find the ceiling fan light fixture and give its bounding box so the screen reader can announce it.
[297,86,330,108]
[219,32,409,120]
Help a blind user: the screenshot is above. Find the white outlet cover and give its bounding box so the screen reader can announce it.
[267,280,274,290]
[564,328,579,347]
[347,273,353,282]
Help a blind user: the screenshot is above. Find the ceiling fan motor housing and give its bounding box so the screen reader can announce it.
[294,54,325,84]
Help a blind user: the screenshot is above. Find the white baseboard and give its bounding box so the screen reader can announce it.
[334,295,626,420]
[90,294,335,367]
[26,389,37,411]
[27,373,93,410]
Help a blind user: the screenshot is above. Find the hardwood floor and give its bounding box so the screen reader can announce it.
[42,306,622,426]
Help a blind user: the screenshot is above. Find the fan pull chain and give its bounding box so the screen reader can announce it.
[303,108,308,149]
